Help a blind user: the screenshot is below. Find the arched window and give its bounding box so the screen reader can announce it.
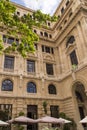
[75,91,83,102]
[2,79,13,91]
[27,82,36,93]
[48,84,56,94]
[44,32,48,37]
[66,36,75,47]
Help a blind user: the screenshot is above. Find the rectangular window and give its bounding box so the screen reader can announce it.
[16,39,19,45]
[42,45,54,54]
[45,46,50,53]
[61,7,64,14]
[66,1,69,6]
[50,105,59,127]
[51,48,54,54]
[27,60,35,73]
[4,56,14,69]
[70,50,78,65]
[7,37,14,44]
[0,104,12,130]
[50,105,59,118]
[42,45,45,52]
[3,35,7,43]
[34,43,38,50]
[46,63,54,75]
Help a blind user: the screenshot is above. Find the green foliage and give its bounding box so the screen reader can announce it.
[72,64,77,70]
[43,101,48,114]
[59,112,77,130]
[0,0,57,57]
[0,110,9,121]
[18,111,25,116]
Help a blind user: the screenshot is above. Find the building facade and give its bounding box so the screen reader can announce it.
[0,0,87,130]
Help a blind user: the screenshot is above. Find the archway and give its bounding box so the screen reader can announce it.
[72,81,87,130]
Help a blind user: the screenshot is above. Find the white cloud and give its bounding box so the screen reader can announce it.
[20,0,61,15]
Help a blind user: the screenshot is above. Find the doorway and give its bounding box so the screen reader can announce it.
[27,105,38,130]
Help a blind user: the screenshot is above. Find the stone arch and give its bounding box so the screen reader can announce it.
[72,80,87,130]
[71,77,87,92]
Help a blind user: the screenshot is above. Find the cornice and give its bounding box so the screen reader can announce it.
[55,4,87,44]
[11,1,34,13]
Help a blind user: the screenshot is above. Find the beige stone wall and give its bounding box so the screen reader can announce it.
[0,0,87,130]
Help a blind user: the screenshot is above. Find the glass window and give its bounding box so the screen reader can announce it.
[66,36,75,47]
[50,105,59,127]
[70,50,78,65]
[44,32,48,37]
[27,82,36,93]
[40,32,43,36]
[75,91,83,102]
[45,46,50,53]
[4,56,14,69]
[3,35,7,43]
[69,12,73,17]
[0,104,12,130]
[51,48,54,54]
[16,39,19,45]
[27,60,35,72]
[34,30,37,33]
[48,22,50,26]
[66,0,69,6]
[7,37,14,44]
[61,7,64,14]
[50,105,59,118]
[2,79,13,91]
[46,63,54,75]
[42,45,45,52]
[34,44,38,50]
[49,34,52,39]
[48,84,56,94]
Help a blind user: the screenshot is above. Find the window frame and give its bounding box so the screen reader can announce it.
[1,79,13,91]
[70,50,78,65]
[27,60,35,73]
[48,84,57,94]
[27,82,36,93]
[46,63,54,75]
[4,55,14,70]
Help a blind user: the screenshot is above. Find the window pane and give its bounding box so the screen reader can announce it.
[42,45,44,52]
[34,44,38,50]
[27,82,36,93]
[2,79,13,91]
[50,105,59,118]
[66,36,75,47]
[3,35,7,43]
[70,50,78,65]
[4,56,14,69]
[27,60,35,72]
[51,48,54,54]
[48,84,56,94]
[45,47,50,53]
[7,37,14,44]
[46,63,54,75]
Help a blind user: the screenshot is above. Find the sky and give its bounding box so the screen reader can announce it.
[11,0,61,15]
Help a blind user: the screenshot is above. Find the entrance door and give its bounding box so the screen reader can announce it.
[74,82,87,130]
[27,105,38,130]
